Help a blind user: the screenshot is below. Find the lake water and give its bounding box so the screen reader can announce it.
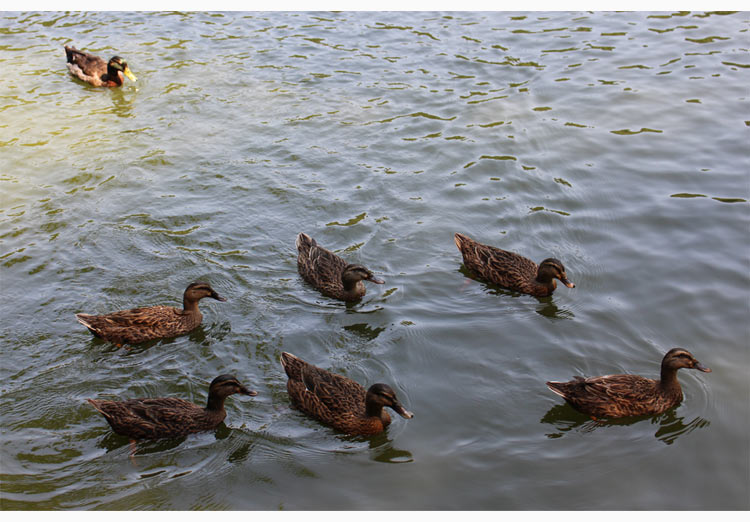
[1,10,748,510]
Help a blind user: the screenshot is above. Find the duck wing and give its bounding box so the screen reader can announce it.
[64,46,107,85]
[76,306,185,344]
[454,233,538,289]
[547,374,661,417]
[88,397,206,439]
[302,367,366,417]
[296,233,348,292]
[281,352,367,421]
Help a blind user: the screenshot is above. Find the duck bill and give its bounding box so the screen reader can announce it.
[560,277,575,288]
[240,386,258,396]
[211,291,227,302]
[392,402,414,419]
[368,276,385,284]
[123,67,137,82]
[695,362,711,373]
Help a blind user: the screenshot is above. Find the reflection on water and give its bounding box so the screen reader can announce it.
[2,10,747,509]
[106,88,136,119]
[344,303,385,314]
[540,403,710,445]
[535,298,574,320]
[338,431,414,464]
[457,265,575,319]
[652,410,710,445]
[343,322,386,341]
[370,442,413,464]
[97,430,187,455]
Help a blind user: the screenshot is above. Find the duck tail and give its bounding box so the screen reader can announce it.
[75,313,96,330]
[76,313,105,338]
[87,398,107,416]
[296,232,315,252]
[64,45,77,62]
[280,352,304,380]
[545,381,568,398]
[454,232,470,251]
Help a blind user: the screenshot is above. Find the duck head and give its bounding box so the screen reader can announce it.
[108,56,137,83]
[184,281,227,304]
[537,258,575,289]
[209,374,258,398]
[206,374,257,411]
[366,383,414,419]
[342,264,385,286]
[662,348,711,373]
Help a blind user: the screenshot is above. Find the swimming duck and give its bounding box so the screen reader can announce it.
[76,281,226,346]
[88,374,256,440]
[280,352,413,436]
[454,232,574,297]
[64,45,137,87]
[295,232,384,301]
[546,348,711,418]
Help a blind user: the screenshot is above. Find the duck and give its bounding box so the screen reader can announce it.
[64,45,137,87]
[454,232,574,297]
[546,348,712,418]
[280,352,413,436]
[76,281,226,346]
[295,232,384,302]
[88,374,257,440]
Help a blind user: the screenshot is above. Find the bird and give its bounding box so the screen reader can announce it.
[280,352,413,436]
[454,232,574,297]
[546,348,712,418]
[88,374,256,441]
[64,45,137,87]
[75,281,226,346]
[295,232,384,301]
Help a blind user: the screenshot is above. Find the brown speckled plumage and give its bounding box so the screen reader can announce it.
[546,348,711,418]
[454,232,574,297]
[64,45,137,87]
[76,281,226,346]
[280,352,413,436]
[296,232,384,302]
[88,374,257,440]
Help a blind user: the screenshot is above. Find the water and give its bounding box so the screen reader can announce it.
[1,11,748,510]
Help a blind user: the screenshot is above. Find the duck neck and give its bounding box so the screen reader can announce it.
[535,270,555,287]
[659,365,682,396]
[182,296,201,315]
[365,400,384,419]
[205,393,227,413]
[341,279,364,299]
[106,67,123,86]
[533,276,556,296]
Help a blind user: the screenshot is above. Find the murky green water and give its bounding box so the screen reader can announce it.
[1,11,748,510]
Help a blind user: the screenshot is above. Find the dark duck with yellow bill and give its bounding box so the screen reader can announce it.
[64,45,137,87]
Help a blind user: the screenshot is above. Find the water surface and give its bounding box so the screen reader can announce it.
[1,11,748,510]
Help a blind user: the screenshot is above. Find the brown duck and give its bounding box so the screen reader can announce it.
[88,374,256,440]
[296,232,384,301]
[76,281,226,346]
[546,348,711,418]
[454,232,574,297]
[280,352,413,436]
[64,45,137,87]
